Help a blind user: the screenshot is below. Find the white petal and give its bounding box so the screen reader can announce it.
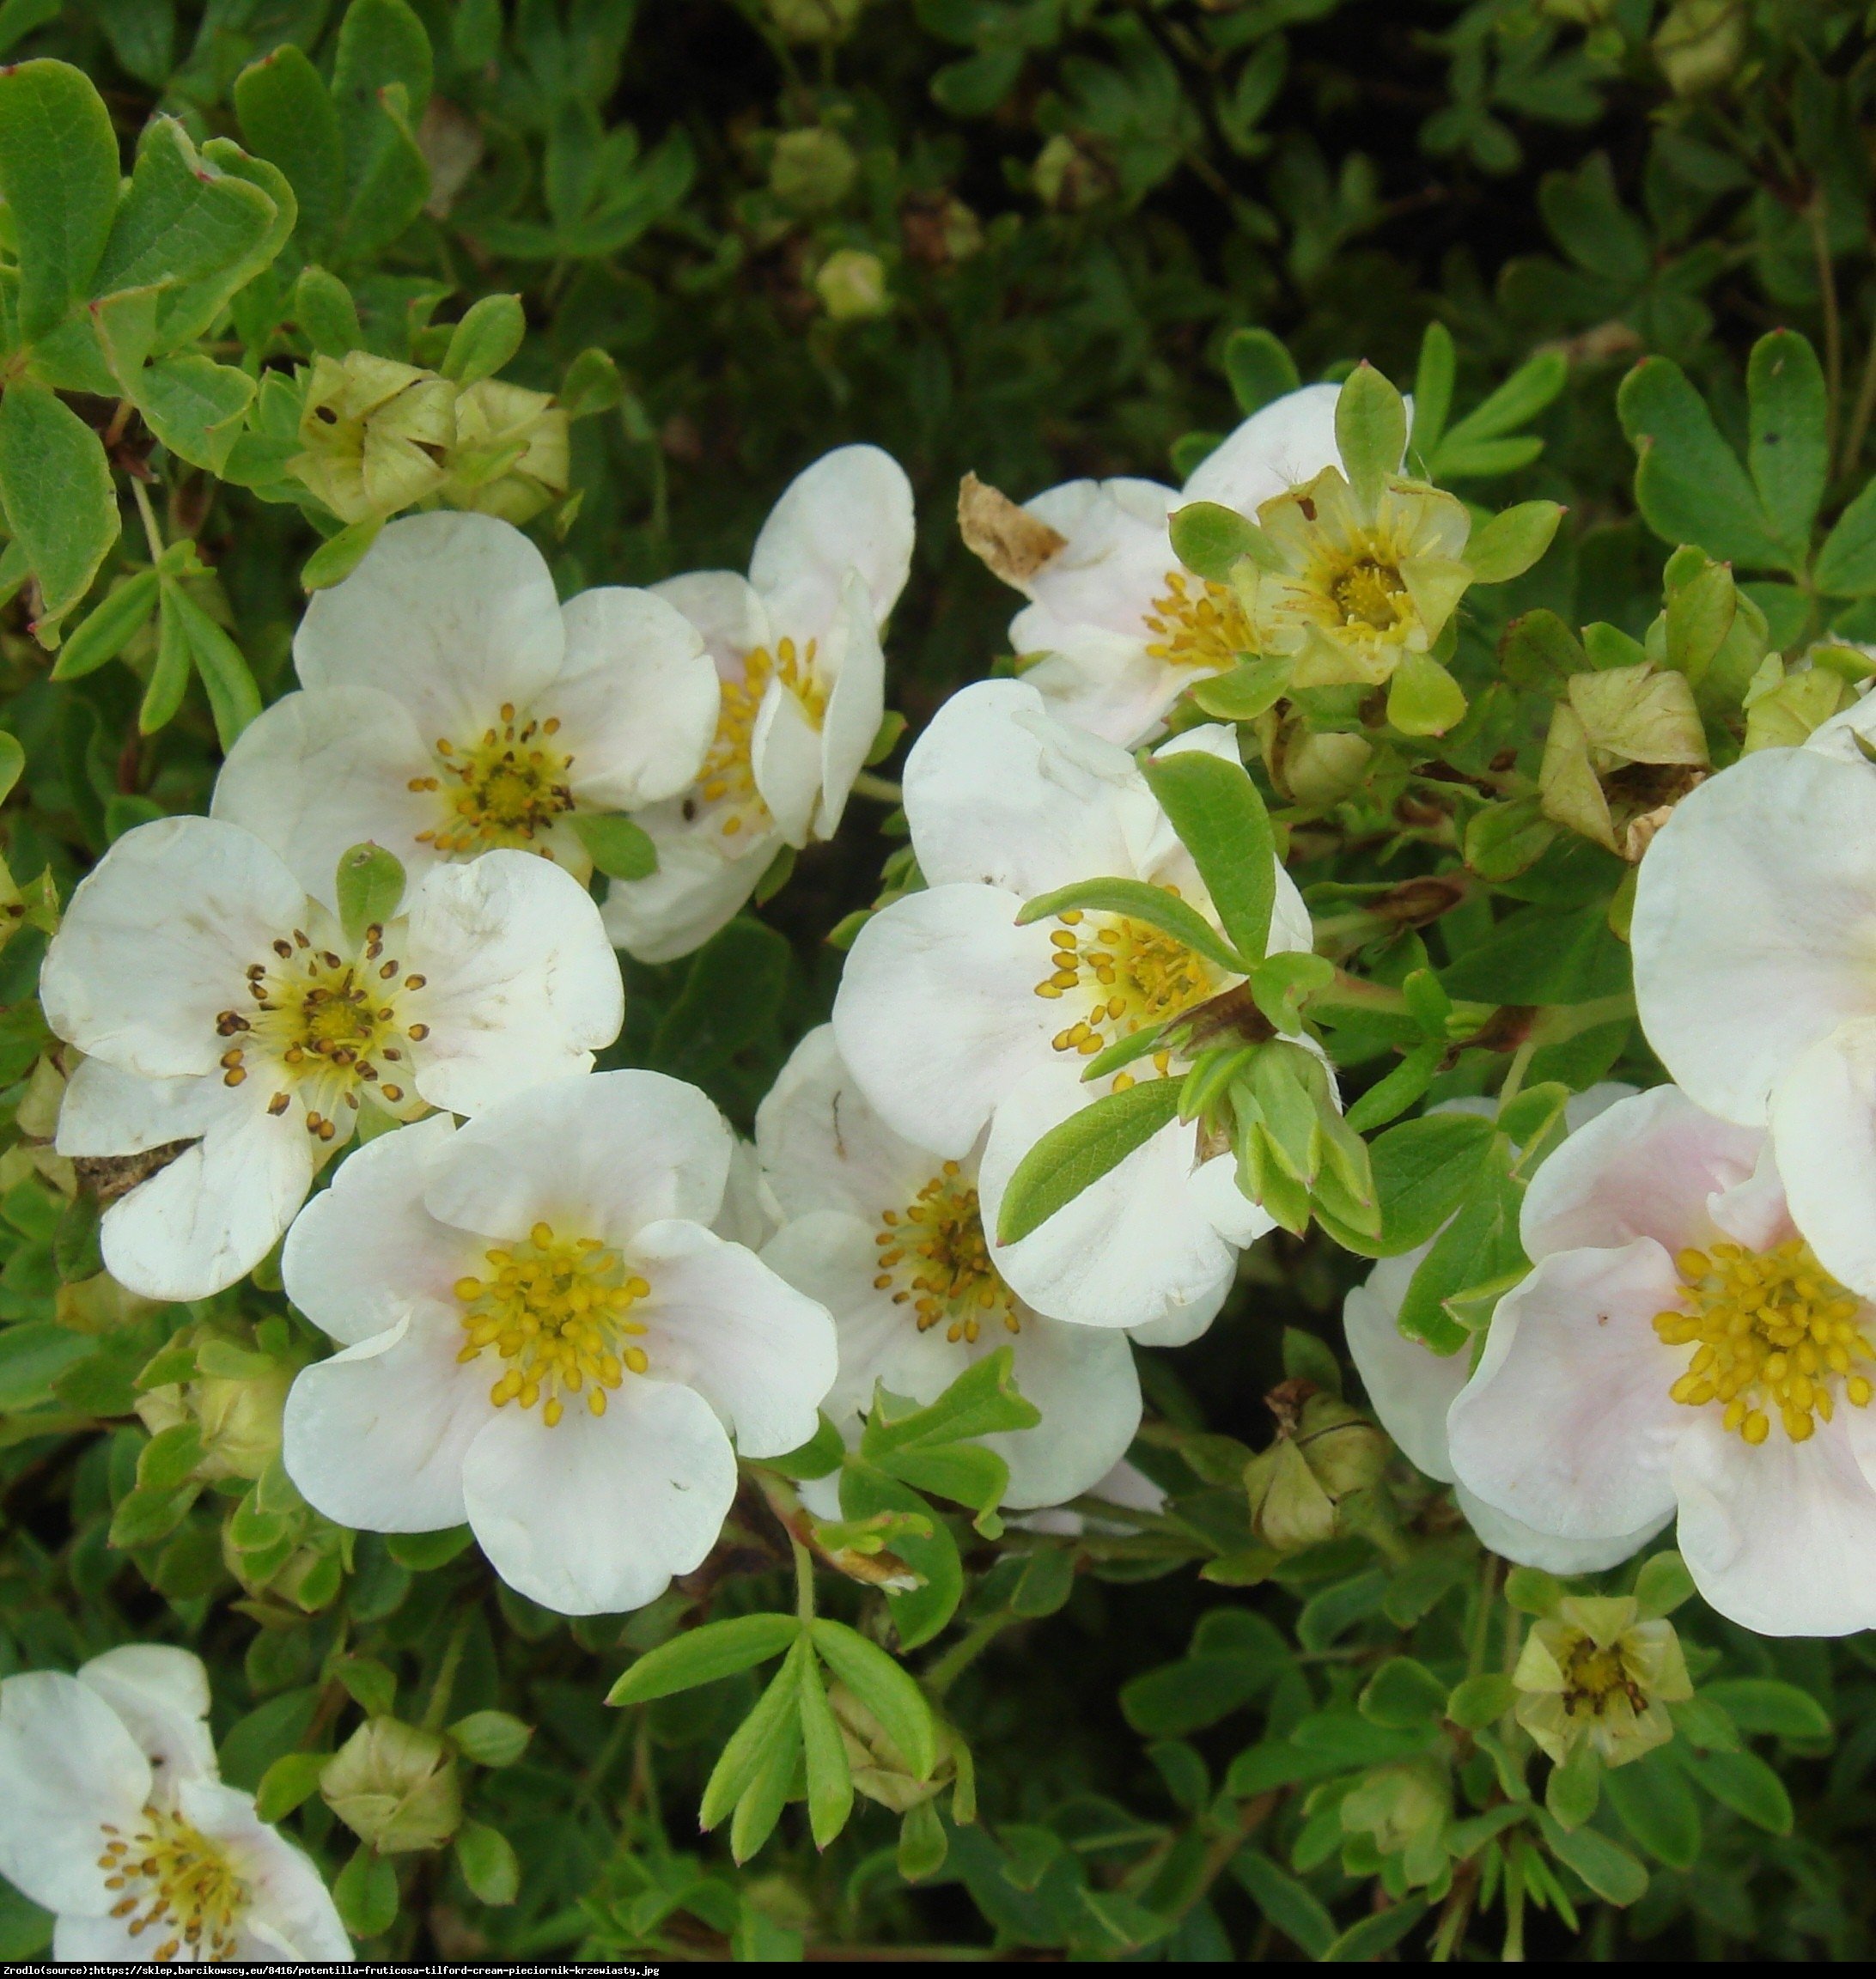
[753,1025,934,1224]
[600,812,780,965]
[1446,1242,1687,1540]
[1633,747,1876,1123]
[749,444,915,634]
[54,1056,225,1158]
[1343,1248,1460,1482]
[902,679,1154,893]
[651,570,769,672]
[750,672,823,845]
[282,1114,464,1344]
[282,1310,488,1531]
[555,588,718,810]
[1187,1147,1278,1248]
[1520,1084,1763,1263]
[401,849,622,1112]
[1769,1020,1876,1296]
[978,1062,1238,1332]
[1453,1486,1667,1576]
[0,1671,149,1916]
[1016,634,1190,751]
[461,1376,737,1615]
[994,1317,1141,1510]
[423,1069,732,1245]
[1182,384,1345,513]
[211,685,438,908]
[40,817,303,1077]
[77,1647,215,1791]
[295,511,565,744]
[175,1779,351,1961]
[628,1219,836,1456]
[715,1137,779,1251]
[813,571,886,840]
[1011,477,1177,633]
[1672,1408,1876,1635]
[832,882,1058,1160]
[98,1087,314,1302]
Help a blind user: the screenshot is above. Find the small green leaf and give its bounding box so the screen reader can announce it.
[699,1643,807,1832]
[294,265,363,359]
[1167,501,1261,583]
[1435,350,1567,453]
[91,118,277,301]
[1409,320,1456,462]
[164,582,261,749]
[1320,1896,1428,1962]
[50,569,160,682]
[0,59,120,340]
[336,843,407,949]
[1447,1673,1516,1731]
[993,1077,1185,1245]
[1696,1678,1830,1742]
[839,1463,960,1650]
[561,346,626,419]
[1680,1744,1794,1833]
[607,1612,801,1706]
[796,1649,854,1849]
[137,1422,204,1493]
[302,517,385,593]
[570,811,658,881]
[1386,652,1467,736]
[133,354,257,476]
[862,1347,1038,1454]
[140,585,193,735]
[1544,1738,1601,1830]
[1334,362,1407,515]
[383,1525,473,1568]
[1190,655,1292,722]
[1017,875,1244,974]
[1141,746,1276,967]
[898,1799,948,1882]
[1816,478,1876,596]
[808,1618,937,1781]
[1466,501,1563,585]
[1630,1549,1696,1620]
[1358,1657,1448,1731]
[1504,1564,1563,1617]
[0,729,22,807]
[235,46,344,253]
[0,380,119,631]
[255,1750,328,1823]
[1602,1748,1701,1869]
[447,1710,533,1767]
[1747,329,1827,553]
[764,1413,844,1481]
[1233,1849,1336,1959]
[442,293,526,387]
[1538,1809,1646,1904]
[332,1655,396,1719]
[1222,327,1300,417]
[454,1820,519,1905]
[332,1842,399,1939]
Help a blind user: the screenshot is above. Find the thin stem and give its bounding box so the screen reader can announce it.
[1527,991,1635,1047]
[1809,194,1843,465]
[1843,301,1876,476]
[923,1612,1015,1701]
[421,1608,473,1733]
[130,478,165,564]
[1496,1037,1537,1108]
[1466,1551,1501,1681]
[792,1534,816,1627]
[850,770,902,805]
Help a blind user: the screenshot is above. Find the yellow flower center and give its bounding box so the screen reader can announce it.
[411,704,575,857]
[1031,903,1217,1063]
[1329,555,1410,632]
[1142,569,1250,673]
[454,1221,651,1428]
[1556,1631,1647,1722]
[1654,1238,1876,1446]
[691,637,825,842]
[874,1161,1020,1344]
[217,925,427,1142]
[97,1806,246,1963]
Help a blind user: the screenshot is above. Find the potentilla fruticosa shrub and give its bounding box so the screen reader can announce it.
[3,0,1876,1962]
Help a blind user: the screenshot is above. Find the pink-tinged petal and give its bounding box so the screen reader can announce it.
[1769,1020,1876,1297]
[1182,384,1346,513]
[1447,1241,1687,1540]
[749,444,915,634]
[1343,1247,1460,1483]
[1519,1084,1763,1263]
[1672,1408,1876,1636]
[461,1377,736,1615]
[77,1647,215,1792]
[753,1025,934,1224]
[175,1781,352,1960]
[1633,747,1876,1123]
[282,1310,490,1532]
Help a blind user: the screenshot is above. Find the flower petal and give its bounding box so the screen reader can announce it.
[754,1025,935,1224]
[1182,384,1345,513]
[461,1376,737,1614]
[1016,634,1191,750]
[54,1056,226,1158]
[750,670,824,845]
[832,881,1058,1160]
[1633,746,1876,1123]
[295,511,564,744]
[1446,1241,1687,1540]
[77,1647,216,1791]
[993,1317,1141,1510]
[1011,477,1177,632]
[178,1781,352,1961]
[0,1671,149,1916]
[423,1069,732,1245]
[282,1310,489,1531]
[652,570,769,672]
[1343,1248,1460,1482]
[1769,1020,1876,1296]
[402,849,622,1113]
[555,587,718,810]
[1453,1485,1666,1576]
[814,570,886,840]
[211,685,437,908]
[748,443,915,635]
[40,817,304,1078]
[600,809,781,965]
[282,1113,464,1344]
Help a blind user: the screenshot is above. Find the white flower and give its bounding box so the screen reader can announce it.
[1444,1084,1876,1636]
[1344,1087,1669,1574]
[279,1071,838,1616]
[993,386,1346,747]
[603,446,917,964]
[754,1026,1140,1509]
[40,818,621,1302]
[1632,744,1876,1297]
[832,678,1315,1337]
[1014,1458,1166,1537]
[213,510,720,901]
[0,1645,349,1963]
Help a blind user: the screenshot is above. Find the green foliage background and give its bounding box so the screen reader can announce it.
[6,0,1876,1963]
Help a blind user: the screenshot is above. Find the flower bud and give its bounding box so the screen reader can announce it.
[1294,1392,1391,1498]
[289,353,456,525]
[320,1717,463,1854]
[829,1684,952,1813]
[1654,0,1745,94]
[1245,1438,1337,1553]
[1282,728,1373,807]
[1033,135,1115,212]
[770,128,858,214]
[814,249,891,322]
[764,0,865,43]
[136,1325,294,1483]
[1538,663,1708,860]
[1514,1594,1692,1768]
[1338,1759,1450,1885]
[437,380,570,526]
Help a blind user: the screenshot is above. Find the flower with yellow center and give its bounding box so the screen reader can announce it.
[1031,900,1218,1069]
[1513,1594,1692,1768]
[1447,1084,1876,1637]
[283,1073,838,1616]
[41,815,623,1302]
[0,1647,350,1962]
[215,509,722,901]
[757,1026,1142,1511]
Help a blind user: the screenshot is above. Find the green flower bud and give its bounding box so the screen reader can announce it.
[1339,1760,1451,1887]
[437,380,571,526]
[814,249,891,322]
[321,1717,464,1854]
[1033,135,1115,212]
[1282,728,1373,807]
[1294,1392,1391,1498]
[1246,1437,1338,1553]
[770,128,859,214]
[1538,662,1708,860]
[1654,0,1745,95]
[1514,1594,1693,1769]
[765,0,865,43]
[830,1683,952,1813]
[136,1324,295,1483]
[289,353,456,525]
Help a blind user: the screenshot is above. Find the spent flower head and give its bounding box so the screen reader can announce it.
[1514,1593,1692,1767]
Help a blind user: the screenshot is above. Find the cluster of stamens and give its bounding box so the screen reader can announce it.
[1654,1238,1875,1446]
[1328,554,1410,632]
[1142,569,1250,673]
[874,1162,1020,1344]
[96,1808,244,1962]
[412,703,575,856]
[1556,1631,1647,1724]
[1032,903,1215,1063]
[217,924,425,1137]
[455,1221,652,1427]
[691,638,825,838]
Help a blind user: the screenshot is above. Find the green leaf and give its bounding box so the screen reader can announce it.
[700,1643,807,1831]
[1167,500,1260,583]
[993,1076,1185,1245]
[1696,1678,1830,1742]
[1386,653,1467,736]
[133,354,257,475]
[1335,362,1407,513]
[137,1422,203,1493]
[50,568,159,681]
[1618,356,1788,571]
[1189,655,1292,722]
[1447,1673,1516,1731]
[1748,329,1827,554]
[235,46,344,254]
[1223,327,1299,417]
[302,517,383,592]
[764,1413,844,1481]
[1544,1738,1600,1829]
[332,1655,396,1718]
[164,581,261,749]
[1232,1849,1335,1960]
[1397,1138,1524,1349]
[1358,1656,1448,1731]
[0,379,119,629]
[1538,1810,1647,1904]
[1320,1896,1428,1961]
[1141,746,1276,967]
[0,60,120,341]
[1602,1747,1701,1869]
[1816,477,1876,596]
[1680,1745,1794,1832]
[1630,1549,1696,1620]
[570,811,658,881]
[255,1750,328,1823]
[335,843,407,948]
[1017,875,1243,974]
[840,1463,960,1649]
[141,582,192,734]
[1364,1111,1495,1255]
[1409,321,1455,462]
[864,1348,1039,1456]
[561,346,626,419]
[442,293,526,387]
[651,917,789,1081]
[608,1612,801,1705]
[809,1618,937,1781]
[383,1525,472,1568]
[454,1819,518,1905]
[0,728,21,806]
[332,1842,399,1939]
[898,1799,948,1883]
[91,119,277,301]
[796,1649,855,1849]
[446,1710,532,1768]
[1466,501,1563,585]
[331,0,433,263]
[294,265,363,359]
[1435,350,1567,453]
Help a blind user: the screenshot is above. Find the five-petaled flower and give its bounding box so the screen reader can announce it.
[1512,1594,1692,1769]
